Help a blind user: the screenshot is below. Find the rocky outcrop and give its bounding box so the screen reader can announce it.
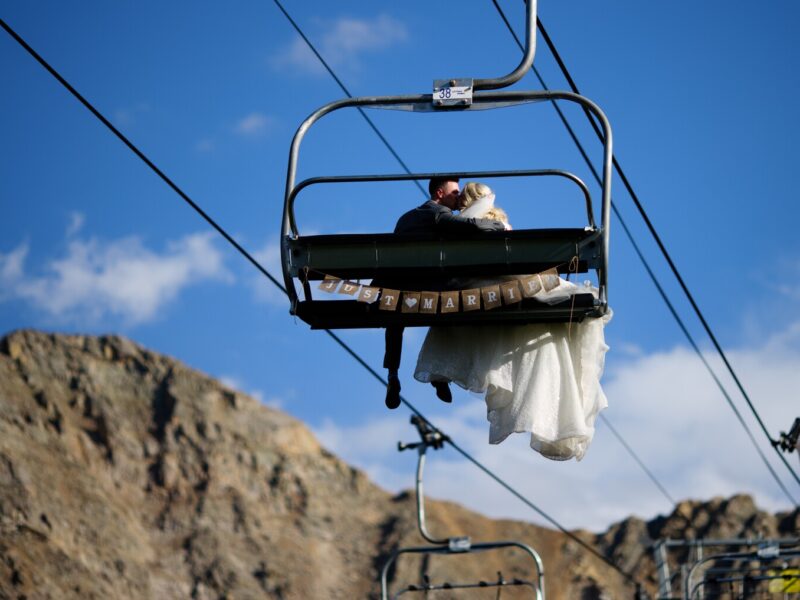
[0,330,796,599]
[595,494,799,595]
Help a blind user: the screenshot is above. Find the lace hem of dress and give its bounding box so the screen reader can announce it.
[488,418,595,461]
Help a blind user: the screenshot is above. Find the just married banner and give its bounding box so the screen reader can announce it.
[316,268,562,313]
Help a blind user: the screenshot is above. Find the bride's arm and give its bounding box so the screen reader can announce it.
[436,211,505,232]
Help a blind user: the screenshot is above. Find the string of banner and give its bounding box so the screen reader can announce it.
[313,260,576,314]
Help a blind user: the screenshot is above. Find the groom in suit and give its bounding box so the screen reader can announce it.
[384,177,506,409]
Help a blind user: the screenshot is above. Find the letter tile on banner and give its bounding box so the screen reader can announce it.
[461,288,481,312]
[379,289,400,311]
[481,285,502,310]
[500,280,522,305]
[441,291,460,314]
[420,291,439,314]
[357,286,380,304]
[401,292,421,313]
[540,268,560,291]
[339,281,360,296]
[318,275,341,293]
[520,274,542,298]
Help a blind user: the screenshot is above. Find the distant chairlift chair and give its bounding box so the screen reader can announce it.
[379,416,546,600]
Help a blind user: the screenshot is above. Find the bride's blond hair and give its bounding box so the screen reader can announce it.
[461,182,510,225]
[484,206,508,223]
[461,182,493,210]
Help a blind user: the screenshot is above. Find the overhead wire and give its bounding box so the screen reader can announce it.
[599,414,677,506]
[0,14,643,589]
[533,5,800,494]
[489,0,799,506]
[490,1,681,509]
[271,0,426,198]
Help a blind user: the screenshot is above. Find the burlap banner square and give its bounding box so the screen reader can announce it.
[540,268,560,291]
[461,288,481,312]
[440,291,460,313]
[500,280,522,304]
[419,291,439,314]
[379,289,400,311]
[357,286,380,304]
[339,281,360,296]
[519,274,542,298]
[481,284,502,310]
[318,275,341,294]
[401,292,421,313]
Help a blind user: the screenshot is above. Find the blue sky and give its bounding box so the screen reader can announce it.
[2,1,799,531]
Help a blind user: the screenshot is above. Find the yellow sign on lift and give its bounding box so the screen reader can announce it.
[768,568,800,593]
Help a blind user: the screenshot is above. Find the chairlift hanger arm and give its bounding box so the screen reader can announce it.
[474,0,537,91]
[384,417,546,600]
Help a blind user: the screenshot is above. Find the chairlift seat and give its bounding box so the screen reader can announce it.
[287,227,603,329]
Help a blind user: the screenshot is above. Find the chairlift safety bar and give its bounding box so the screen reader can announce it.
[472,0,536,91]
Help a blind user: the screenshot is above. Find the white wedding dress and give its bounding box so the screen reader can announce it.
[413,194,611,461]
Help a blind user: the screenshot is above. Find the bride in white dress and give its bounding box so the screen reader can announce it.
[414,183,611,461]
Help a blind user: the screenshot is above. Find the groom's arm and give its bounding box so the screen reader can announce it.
[434,210,505,232]
[436,212,506,232]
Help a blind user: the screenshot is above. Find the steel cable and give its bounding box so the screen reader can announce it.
[490,0,799,505]
[536,6,800,493]
[0,14,643,589]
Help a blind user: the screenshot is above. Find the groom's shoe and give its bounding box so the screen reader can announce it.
[385,374,402,409]
[432,381,452,403]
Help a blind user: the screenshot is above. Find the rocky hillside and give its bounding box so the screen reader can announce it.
[0,330,796,599]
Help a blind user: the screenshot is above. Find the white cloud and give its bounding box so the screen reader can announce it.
[112,103,150,127]
[775,282,800,301]
[271,14,408,75]
[233,112,274,137]
[0,243,27,284]
[0,231,231,325]
[66,212,85,237]
[249,238,287,305]
[194,138,215,153]
[312,328,800,532]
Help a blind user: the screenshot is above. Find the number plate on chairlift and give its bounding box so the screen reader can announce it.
[433,78,473,107]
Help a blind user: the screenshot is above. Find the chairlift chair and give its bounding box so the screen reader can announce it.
[380,416,546,599]
[280,0,612,330]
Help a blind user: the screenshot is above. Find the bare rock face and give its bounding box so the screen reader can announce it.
[0,330,796,600]
[0,330,396,599]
